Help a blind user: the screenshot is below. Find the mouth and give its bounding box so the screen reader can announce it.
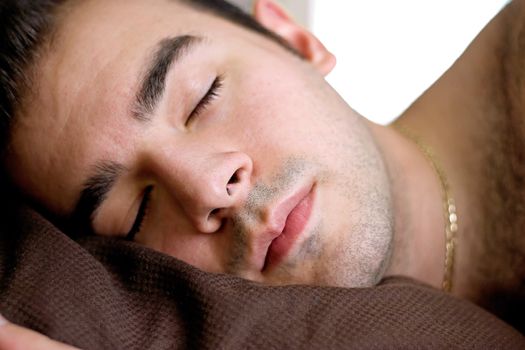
[261,183,315,272]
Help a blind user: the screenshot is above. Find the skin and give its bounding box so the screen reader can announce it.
[0,315,79,350]
[7,0,394,287]
[4,0,525,346]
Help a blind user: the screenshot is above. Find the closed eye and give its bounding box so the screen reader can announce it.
[186,75,224,125]
[126,185,154,241]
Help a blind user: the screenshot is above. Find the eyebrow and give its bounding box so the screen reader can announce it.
[131,34,203,122]
[70,161,126,235]
[69,35,203,234]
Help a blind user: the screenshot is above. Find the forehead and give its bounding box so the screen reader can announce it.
[6,0,268,215]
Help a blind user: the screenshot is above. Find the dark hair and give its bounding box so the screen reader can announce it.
[0,0,62,157]
[0,0,296,159]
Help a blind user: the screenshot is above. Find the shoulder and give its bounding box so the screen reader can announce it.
[500,0,525,114]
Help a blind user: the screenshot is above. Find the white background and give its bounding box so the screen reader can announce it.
[230,0,509,124]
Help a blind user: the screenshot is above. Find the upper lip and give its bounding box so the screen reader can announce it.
[250,182,313,271]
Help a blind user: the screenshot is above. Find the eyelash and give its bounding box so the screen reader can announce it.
[125,77,223,240]
[126,185,154,241]
[187,75,224,124]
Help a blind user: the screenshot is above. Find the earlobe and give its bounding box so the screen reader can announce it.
[253,0,336,76]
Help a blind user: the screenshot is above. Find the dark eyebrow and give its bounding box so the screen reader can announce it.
[132,35,203,121]
[66,36,202,235]
[69,161,126,236]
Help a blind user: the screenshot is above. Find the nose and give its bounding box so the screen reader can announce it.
[158,150,253,233]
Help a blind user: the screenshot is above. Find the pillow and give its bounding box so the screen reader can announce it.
[0,203,523,349]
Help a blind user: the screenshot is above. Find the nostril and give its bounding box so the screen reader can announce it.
[228,170,240,185]
[209,208,220,218]
[227,170,242,196]
[207,209,226,233]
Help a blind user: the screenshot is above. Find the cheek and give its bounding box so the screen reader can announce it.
[230,79,328,153]
[139,193,227,273]
[230,56,359,157]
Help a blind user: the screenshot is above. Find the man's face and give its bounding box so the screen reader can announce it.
[7,0,393,287]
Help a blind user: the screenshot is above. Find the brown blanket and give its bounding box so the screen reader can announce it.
[0,203,523,349]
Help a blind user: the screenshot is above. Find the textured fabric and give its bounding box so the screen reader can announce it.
[0,204,524,349]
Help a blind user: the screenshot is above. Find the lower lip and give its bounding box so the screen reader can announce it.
[264,186,315,271]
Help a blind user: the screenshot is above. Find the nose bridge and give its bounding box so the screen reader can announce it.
[156,146,253,233]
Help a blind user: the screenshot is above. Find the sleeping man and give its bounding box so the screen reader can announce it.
[0,0,524,347]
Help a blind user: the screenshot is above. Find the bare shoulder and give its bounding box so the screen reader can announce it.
[500,0,525,115]
[469,0,525,332]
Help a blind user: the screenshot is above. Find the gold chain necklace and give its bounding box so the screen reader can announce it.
[394,124,458,292]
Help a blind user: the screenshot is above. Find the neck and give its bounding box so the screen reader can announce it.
[366,3,512,297]
[368,121,447,290]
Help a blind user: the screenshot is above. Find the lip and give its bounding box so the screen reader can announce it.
[262,183,315,272]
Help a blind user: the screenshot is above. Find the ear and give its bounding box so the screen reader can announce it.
[253,0,336,76]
